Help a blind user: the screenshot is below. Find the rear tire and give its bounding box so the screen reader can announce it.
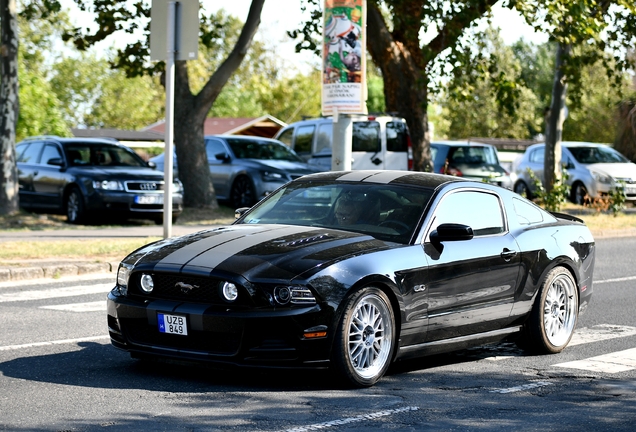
[332,287,395,387]
[521,266,578,354]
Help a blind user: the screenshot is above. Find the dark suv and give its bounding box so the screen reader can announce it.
[16,136,183,224]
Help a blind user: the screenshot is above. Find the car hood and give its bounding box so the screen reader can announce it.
[454,163,508,178]
[125,224,394,281]
[247,159,315,174]
[71,166,164,180]
[586,163,636,180]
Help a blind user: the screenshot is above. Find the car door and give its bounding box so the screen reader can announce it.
[423,188,521,342]
[206,138,234,200]
[16,141,44,207]
[31,142,66,209]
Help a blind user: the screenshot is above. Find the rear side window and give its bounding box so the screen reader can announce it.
[352,121,380,152]
[386,121,408,152]
[294,125,315,155]
[17,142,43,164]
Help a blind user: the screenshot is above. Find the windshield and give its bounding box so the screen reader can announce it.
[65,144,148,167]
[227,139,304,162]
[238,181,433,244]
[568,146,629,164]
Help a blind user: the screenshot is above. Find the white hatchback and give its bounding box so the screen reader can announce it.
[513,142,636,205]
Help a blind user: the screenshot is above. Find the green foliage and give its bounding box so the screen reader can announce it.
[527,168,571,212]
[585,182,627,216]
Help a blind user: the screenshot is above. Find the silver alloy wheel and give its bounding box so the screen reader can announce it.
[543,272,577,347]
[67,191,80,222]
[346,293,393,380]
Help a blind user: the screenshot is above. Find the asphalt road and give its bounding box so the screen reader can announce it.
[0,237,635,431]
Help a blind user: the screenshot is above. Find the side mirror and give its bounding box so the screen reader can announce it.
[47,158,64,167]
[429,223,474,246]
[147,161,157,169]
[216,153,231,162]
[234,207,250,219]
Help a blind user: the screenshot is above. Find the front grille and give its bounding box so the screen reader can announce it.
[125,181,165,192]
[121,317,242,355]
[130,273,222,303]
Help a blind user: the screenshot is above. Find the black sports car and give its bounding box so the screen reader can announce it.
[108,171,595,387]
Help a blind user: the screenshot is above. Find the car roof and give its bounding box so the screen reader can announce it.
[205,135,284,144]
[527,141,610,149]
[431,140,494,148]
[19,136,122,146]
[298,170,467,189]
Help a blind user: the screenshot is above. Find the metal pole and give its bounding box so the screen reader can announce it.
[163,1,177,239]
[331,108,353,171]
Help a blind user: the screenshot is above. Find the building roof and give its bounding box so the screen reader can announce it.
[142,115,287,138]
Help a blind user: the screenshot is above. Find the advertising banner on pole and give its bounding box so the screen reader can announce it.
[322,0,367,116]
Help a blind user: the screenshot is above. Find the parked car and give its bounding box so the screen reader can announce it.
[150,135,315,208]
[513,142,636,205]
[274,114,412,171]
[16,136,183,224]
[430,141,513,189]
[108,170,594,387]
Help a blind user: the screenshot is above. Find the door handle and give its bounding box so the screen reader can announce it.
[500,248,517,262]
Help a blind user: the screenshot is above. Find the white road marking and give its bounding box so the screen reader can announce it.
[490,381,553,394]
[285,406,419,432]
[0,335,110,352]
[568,324,636,346]
[554,348,636,373]
[40,300,106,312]
[0,283,112,303]
[594,276,636,284]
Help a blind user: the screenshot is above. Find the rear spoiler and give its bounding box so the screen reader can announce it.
[550,211,584,224]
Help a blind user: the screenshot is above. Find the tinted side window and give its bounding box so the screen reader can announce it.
[529,148,544,164]
[276,128,294,146]
[18,142,43,164]
[40,144,63,165]
[352,121,380,152]
[386,121,408,152]
[431,190,505,236]
[294,125,315,155]
[315,124,332,154]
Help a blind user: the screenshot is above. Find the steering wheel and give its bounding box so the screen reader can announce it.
[379,220,410,233]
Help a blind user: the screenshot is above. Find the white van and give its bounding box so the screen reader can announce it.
[274,115,413,171]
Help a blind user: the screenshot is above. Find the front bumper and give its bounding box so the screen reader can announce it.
[107,289,333,369]
[86,191,183,218]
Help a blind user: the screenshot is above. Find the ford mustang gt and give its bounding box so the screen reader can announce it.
[107,171,595,387]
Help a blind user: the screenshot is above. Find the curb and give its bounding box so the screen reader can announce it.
[0,261,118,283]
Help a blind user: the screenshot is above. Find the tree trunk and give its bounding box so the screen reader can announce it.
[171,0,264,208]
[544,43,570,194]
[0,0,19,215]
[366,4,432,172]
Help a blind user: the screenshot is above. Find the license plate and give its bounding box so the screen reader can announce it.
[135,194,164,205]
[158,313,188,335]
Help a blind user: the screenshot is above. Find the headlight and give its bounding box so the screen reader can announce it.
[261,171,286,182]
[220,281,238,302]
[591,171,611,184]
[173,179,184,194]
[273,285,316,305]
[93,180,124,190]
[116,263,133,295]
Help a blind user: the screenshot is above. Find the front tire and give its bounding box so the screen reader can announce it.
[571,182,589,205]
[230,176,256,209]
[522,266,578,354]
[66,187,86,224]
[332,287,395,387]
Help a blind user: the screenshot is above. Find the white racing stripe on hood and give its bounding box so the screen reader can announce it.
[178,225,319,271]
[157,225,264,266]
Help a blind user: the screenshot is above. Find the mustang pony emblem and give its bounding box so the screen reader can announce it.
[175,282,199,294]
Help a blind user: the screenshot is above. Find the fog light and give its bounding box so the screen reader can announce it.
[140,274,154,293]
[221,281,238,302]
[274,286,291,305]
